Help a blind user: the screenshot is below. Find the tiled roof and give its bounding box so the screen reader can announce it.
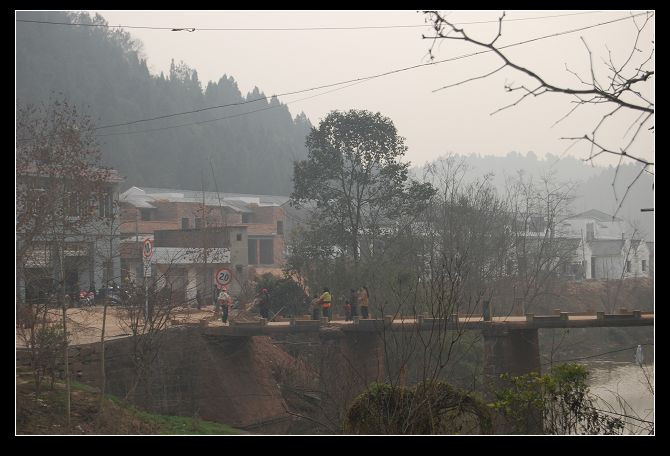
[568,209,623,222]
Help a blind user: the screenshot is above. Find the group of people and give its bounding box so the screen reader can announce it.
[206,283,370,325]
[311,286,369,321]
[211,285,271,326]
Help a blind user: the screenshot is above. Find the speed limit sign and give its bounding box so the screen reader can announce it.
[214,267,232,287]
[143,239,154,258]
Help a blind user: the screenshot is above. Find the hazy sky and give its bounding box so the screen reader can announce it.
[90,10,654,169]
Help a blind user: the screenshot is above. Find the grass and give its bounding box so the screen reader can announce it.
[16,370,243,435]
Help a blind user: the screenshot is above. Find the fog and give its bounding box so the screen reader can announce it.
[91,10,654,168]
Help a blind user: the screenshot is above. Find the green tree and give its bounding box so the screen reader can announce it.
[492,363,625,434]
[291,109,435,264]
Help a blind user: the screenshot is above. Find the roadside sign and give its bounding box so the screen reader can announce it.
[143,257,152,277]
[143,239,154,259]
[214,267,232,287]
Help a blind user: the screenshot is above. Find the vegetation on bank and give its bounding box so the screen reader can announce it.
[16,371,242,435]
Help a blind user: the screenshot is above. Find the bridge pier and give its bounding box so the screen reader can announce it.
[482,327,541,389]
[483,326,542,433]
[318,330,384,412]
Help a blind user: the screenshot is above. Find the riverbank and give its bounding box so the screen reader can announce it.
[16,370,244,435]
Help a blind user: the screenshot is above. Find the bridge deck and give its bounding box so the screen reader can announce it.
[204,313,653,336]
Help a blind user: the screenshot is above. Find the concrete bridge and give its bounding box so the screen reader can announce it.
[25,308,649,432]
[203,310,654,390]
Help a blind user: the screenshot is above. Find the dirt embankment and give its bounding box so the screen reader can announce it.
[534,278,653,314]
[16,371,242,435]
[19,325,323,434]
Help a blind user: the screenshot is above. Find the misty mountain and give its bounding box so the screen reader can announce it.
[416,152,654,241]
[16,11,312,196]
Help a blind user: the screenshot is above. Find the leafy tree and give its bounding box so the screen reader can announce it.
[291,109,435,263]
[254,273,308,318]
[16,11,312,195]
[492,363,625,434]
[344,381,492,434]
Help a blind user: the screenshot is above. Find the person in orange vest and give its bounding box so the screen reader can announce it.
[358,286,369,319]
[319,287,332,321]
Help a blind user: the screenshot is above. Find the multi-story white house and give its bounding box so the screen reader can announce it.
[557,209,651,280]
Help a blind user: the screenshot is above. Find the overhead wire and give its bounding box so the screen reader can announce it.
[15,10,607,32]
[15,11,652,141]
[94,11,650,132]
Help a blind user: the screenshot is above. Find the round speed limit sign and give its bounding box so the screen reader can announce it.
[143,239,154,258]
[214,267,232,287]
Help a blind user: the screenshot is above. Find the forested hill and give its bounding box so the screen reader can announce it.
[16,11,312,195]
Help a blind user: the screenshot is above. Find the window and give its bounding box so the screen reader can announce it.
[591,257,596,278]
[182,218,190,229]
[642,260,647,272]
[260,239,274,264]
[276,220,284,235]
[530,216,545,232]
[195,218,203,229]
[242,213,253,223]
[236,233,242,242]
[140,209,152,221]
[248,239,258,265]
[99,192,113,218]
[65,192,80,216]
[626,260,631,273]
[586,223,595,240]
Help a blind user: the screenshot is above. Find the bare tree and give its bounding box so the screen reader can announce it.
[422,10,654,216]
[17,96,115,430]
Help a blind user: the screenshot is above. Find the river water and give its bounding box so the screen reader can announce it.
[584,360,654,435]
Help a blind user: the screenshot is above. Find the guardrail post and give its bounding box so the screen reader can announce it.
[560,312,569,321]
[525,314,534,322]
[553,308,561,316]
[633,310,642,319]
[259,318,267,326]
[353,316,360,324]
[596,311,605,320]
[417,314,424,325]
[483,300,491,321]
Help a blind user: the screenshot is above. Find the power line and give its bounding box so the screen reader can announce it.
[82,15,639,130]
[93,11,652,137]
[96,80,368,138]
[17,11,652,142]
[15,11,607,32]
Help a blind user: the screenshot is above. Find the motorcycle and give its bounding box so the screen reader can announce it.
[78,290,95,307]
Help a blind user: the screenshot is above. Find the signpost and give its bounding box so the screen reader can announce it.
[143,239,153,321]
[214,267,232,287]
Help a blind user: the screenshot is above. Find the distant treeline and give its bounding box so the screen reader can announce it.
[415,152,654,241]
[16,11,312,195]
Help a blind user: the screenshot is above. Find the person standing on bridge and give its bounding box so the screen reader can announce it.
[343,298,352,321]
[218,286,232,326]
[259,288,271,320]
[358,286,369,319]
[349,288,359,319]
[311,294,321,320]
[319,287,332,321]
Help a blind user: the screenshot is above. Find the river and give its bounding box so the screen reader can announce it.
[585,360,654,435]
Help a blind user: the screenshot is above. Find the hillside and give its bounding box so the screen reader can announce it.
[16,11,312,195]
[16,370,243,435]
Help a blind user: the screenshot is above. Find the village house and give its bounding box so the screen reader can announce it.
[118,187,292,302]
[16,168,125,302]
